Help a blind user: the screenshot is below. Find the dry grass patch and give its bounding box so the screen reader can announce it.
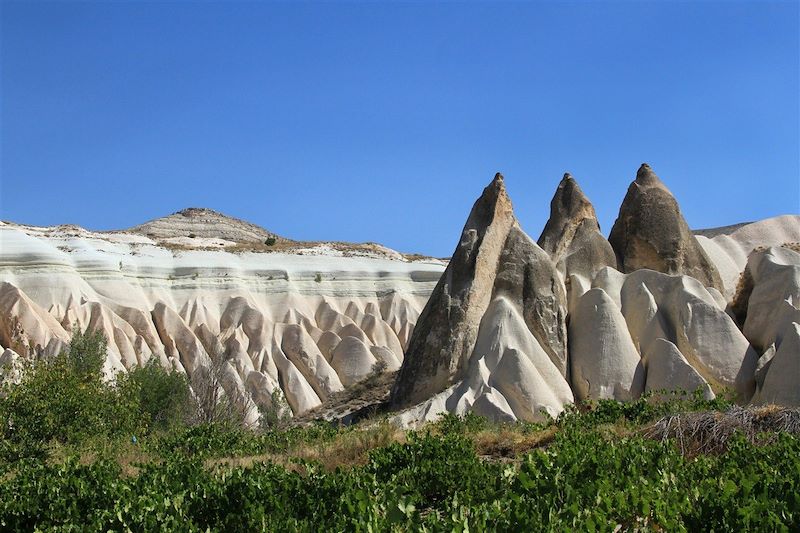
[290,423,405,470]
[644,404,800,456]
[473,425,558,460]
[208,423,405,472]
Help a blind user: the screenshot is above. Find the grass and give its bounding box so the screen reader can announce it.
[645,404,800,456]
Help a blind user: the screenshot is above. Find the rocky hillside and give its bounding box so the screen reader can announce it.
[0,212,445,423]
[1,167,797,427]
[129,207,285,244]
[391,164,799,427]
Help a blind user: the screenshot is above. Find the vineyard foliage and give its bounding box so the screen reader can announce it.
[0,333,798,531]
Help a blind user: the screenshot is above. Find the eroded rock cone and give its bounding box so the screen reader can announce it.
[538,173,617,281]
[391,173,567,409]
[494,225,568,375]
[608,164,724,292]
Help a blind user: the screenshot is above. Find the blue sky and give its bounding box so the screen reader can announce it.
[2,1,798,257]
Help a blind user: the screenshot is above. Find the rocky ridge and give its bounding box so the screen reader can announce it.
[391,164,799,427]
[0,216,445,423]
[1,164,798,428]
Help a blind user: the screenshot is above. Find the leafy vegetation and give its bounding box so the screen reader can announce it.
[120,358,193,432]
[0,330,141,460]
[0,334,798,531]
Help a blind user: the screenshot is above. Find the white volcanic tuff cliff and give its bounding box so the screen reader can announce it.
[745,247,800,406]
[570,267,758,401]
[0,221,445,416]
[695,215,800,299]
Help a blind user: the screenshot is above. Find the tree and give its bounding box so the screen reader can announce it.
[189,353,256,428]
[0,328,140,458]
[119,359,192,432]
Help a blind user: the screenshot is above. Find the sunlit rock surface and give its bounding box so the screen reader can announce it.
[0,217,445,417]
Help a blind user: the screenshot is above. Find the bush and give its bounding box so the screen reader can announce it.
[64,327,107,379]
[119,359,192,433]
[258,389,291,431]
[265,237,277,246]
[0,329,141,459]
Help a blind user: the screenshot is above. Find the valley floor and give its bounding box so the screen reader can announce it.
[2,396,799,531]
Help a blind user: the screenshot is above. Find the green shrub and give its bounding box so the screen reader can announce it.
[0,404,798,530]
[0,330,141,460]
[64,327,107,379]
[119,359,192,433]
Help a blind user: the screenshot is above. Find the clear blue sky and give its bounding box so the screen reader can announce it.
[2,1,798,257]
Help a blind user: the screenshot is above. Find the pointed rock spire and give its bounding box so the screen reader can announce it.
[633,162,663,188]
[538,173,617,281]
[391,173,568,409]
[390,173,517,407]
[608,164,724,292]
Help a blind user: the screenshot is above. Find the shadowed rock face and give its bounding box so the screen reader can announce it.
[608,164,724,292]
[391,174,567,409]
[538,173,617,281]
[390,174,516,407]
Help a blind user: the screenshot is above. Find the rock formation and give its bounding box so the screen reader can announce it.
[537,173,617,284]
[739,246,800,353]
[752,323,800,406]
[2,164,798,426]
[568,287,644,401]
[609,164,724,293]
[391,173,569,416]
[130,207,283,244]
[390,174,516,407]
[643,338,715,400]
[0,218,445,419]
[694,215,800,298]
[394,295,573,428]
[577,268,758,401]
[739,246,800,407]
[392,166,791,424]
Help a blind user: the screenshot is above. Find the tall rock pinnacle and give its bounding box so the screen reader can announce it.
[537,173,617,281]
[391,173,568,409]
[608,164,724,292]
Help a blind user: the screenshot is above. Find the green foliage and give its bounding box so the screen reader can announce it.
[1,422,797,531]
[265,237,277,246]
[258,388,290,431]
[0,330,141,461]
[119,359,192,432]
[432,411,490,435]
[148,421,341,459]
[65,327,107,380]
[556,389,735,432]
